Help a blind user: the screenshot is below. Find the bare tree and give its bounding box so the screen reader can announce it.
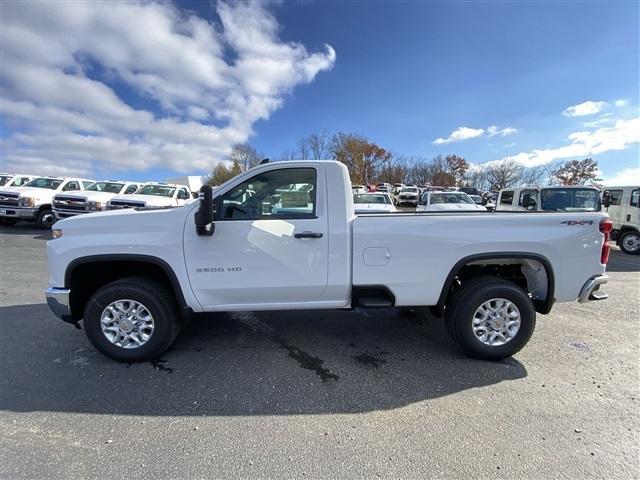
[484,160,524,190]
[306,131,331,160]
[230,143,262,172]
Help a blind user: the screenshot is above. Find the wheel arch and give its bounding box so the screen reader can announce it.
[65,254,192,321]
[435,252,555,316]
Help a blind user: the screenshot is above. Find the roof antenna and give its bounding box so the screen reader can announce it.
[260,158,270,165]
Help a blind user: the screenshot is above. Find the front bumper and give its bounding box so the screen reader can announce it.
[577,274,609,303]
[0,207,38,219]
[46,287,72,320]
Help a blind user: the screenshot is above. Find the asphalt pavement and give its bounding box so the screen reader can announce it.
[1,224,638,479]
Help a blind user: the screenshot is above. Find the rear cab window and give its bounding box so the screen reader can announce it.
[500,191,514,205]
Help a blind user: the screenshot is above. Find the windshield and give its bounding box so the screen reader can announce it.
[0,175,12,186]
[430,193,475,205]
[353,194,391,205]
[136,185,176,197]
[469,195,482,204]
[401,187,418,194]
[540,188,600,212]
[86,182,125,193]
[24,178,63,190]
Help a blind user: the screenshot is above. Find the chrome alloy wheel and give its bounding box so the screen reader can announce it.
[100,299,155,349]
[472,298,521,347]
[622,233,640,253]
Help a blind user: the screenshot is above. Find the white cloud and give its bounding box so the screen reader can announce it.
[614,99,629,108]
[603,166,640,186]
[433,126,485,145]
[499,117,640,168]
[487,126,519,137]
[0,1,336,175]
[562,100,607,117]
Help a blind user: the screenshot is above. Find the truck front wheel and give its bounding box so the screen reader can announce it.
[35,208,55,229]
[445,276,536,360]
[83,277,181,362]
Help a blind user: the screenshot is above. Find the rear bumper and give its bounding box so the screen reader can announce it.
[577,274,609,303]
[46,287,72,320]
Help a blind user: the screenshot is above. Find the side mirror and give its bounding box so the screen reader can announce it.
[194,185,215,236]
[602,191,611,209]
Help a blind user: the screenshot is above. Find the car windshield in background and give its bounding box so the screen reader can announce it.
[353,194,391,205]
[401,188,418,194]
[137,185,176,197]
[540,188,600,212]
[86,182,124,193]
[25,178,63,190]
[0,175,12,186]
[469,195,482,204]
[430,193,474,204]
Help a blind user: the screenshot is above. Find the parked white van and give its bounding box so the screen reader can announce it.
[603,186,640,255]
[496,186,601,213]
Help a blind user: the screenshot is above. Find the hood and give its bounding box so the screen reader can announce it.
[110,193,175,206]
[8,187,58,200]
[0,186,34,194]
[56,190,119,202]
[54,202,193,230]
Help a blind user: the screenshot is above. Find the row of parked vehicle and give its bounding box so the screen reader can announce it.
[0,173,200,229]
[350,182,640,255]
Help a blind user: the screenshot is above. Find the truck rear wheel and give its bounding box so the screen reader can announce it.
[444,276,535,360]
[83,277,181,362]
[35,208,55,229]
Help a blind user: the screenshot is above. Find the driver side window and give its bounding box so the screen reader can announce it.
[219,168,317,221]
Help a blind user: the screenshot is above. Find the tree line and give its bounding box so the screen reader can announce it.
[207,131,602,190]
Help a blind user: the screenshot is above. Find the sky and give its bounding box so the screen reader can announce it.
[1,0,638,185]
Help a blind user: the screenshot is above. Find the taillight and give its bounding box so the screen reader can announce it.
[600,219,613,264]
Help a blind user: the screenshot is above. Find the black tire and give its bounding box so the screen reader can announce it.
[0,217,18,226]
[35,208,56,229]
[83,277,181,362]
[619,231,640,255]
[444,276,536,361]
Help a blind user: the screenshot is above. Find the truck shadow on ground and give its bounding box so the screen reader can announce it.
[0,224,52,240]
[1,303,526,416]
[606,248,640,273]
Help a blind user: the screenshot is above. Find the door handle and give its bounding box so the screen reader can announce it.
[627,214,631,221]
[294,231,323,239]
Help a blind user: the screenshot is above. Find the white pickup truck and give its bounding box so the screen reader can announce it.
[0,177,94,228]
[107,182,191,210]
[53,181,142,220]
[46,161,611,363]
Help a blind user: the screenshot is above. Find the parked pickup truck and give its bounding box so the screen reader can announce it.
[0,177,94,228]
[46,161,611,363]
[107,182,191,209]
[54,181,142,220]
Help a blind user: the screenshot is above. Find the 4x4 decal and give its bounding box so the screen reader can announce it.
[561,220,594,225]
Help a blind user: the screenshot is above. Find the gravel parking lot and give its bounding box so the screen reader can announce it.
[1,224,638,479]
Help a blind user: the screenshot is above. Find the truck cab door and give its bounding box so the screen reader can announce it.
[183,166,329,309]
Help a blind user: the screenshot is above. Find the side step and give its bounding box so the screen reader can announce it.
[352,286,395,308]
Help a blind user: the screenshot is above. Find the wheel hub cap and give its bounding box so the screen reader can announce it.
[100,299,154,349]
[472,298,521,347]
[623,234,640,251]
